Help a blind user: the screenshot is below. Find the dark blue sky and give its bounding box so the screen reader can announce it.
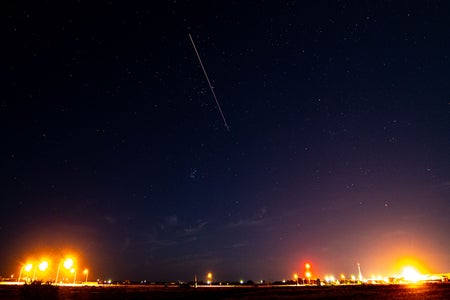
[1,1,449,282]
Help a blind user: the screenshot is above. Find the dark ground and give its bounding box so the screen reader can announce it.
[1,283,449,300]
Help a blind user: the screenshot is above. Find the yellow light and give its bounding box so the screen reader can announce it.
[306,271,311,278]
[64,258,74,269]
[24,264,33,272]
[39,261,48,271]
[402,266,422,283]
[294,273,298,279]
[83,269,89,282]
[305,263,311,269]
[393,257,428,275]
[207,272,212,279]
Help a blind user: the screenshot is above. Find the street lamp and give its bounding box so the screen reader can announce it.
[64,258,74,270]
[207,272,212,285]
[18,263,33,283]
[83,269,89,283]
[305,263,311,284]
[305,271,311,284]
[294,273,298,286]
[39,261,49,271]
[34,261,48,281]
[55,258,74,284]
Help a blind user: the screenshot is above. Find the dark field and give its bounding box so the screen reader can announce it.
[1,283,449,300]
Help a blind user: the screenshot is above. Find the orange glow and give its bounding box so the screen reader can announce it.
[393,257,429,275]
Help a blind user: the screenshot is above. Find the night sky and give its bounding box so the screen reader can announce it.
[2,1,449,282]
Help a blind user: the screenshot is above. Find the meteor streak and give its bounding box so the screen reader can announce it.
[189,33,230,131]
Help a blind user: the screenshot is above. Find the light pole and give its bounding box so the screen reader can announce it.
[71,268,77,284]
[294,273,298,286]
[55,262,61,284]
[83,269,89,283]
[18,266,23,283]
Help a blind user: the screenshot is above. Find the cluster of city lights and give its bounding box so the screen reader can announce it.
[15,255,89,285]
[322,274,358,284]
[287,261,444,286]
[8,257,444,287]
[311,265,441,285]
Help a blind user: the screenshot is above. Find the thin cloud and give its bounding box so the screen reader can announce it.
[226,206,268,229]
[231,241,249,248]
[183,221,208,235]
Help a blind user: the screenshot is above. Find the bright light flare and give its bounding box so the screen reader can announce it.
[402,266,422,283]
[24,264,33,272]
[63,258,74,269]
[38,261,48,271]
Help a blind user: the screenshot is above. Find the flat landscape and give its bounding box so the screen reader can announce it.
[1,283,449,300]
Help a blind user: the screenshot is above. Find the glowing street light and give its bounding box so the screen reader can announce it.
[25,264,33,273]
[64,258,74,270]
[294,273,298,286]
[18,263,33,282]
[207,272,212,285]
[305,263,311,284]
[55,257,75,284]
[33,260,49,281]
[83,269,89,283]
[39,261,48,272]
[305,271,311,283]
